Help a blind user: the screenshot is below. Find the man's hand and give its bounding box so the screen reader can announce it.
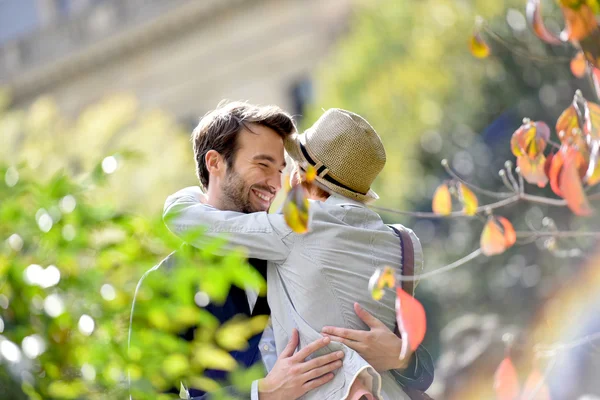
[258,329,343,400]
[321,302,411,372]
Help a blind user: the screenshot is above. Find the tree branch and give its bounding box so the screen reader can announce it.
[395,248,483,282]
[534,331,600,357]
[441,159,514,199]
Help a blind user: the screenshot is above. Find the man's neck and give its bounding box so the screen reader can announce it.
[205,184,225,210]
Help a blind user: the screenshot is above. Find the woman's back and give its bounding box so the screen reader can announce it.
[267,195,418,399]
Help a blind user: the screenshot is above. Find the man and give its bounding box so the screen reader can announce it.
[165,102,433,399]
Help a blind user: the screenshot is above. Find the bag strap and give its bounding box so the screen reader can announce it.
[388,225,415,296]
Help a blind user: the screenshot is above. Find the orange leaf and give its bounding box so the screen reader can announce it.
[432,184,452,215]
[493,357,520,400]
[556,104,581,144]
[469,31,490,59]
[560,149,594,215]
[517,154,549,188]
[459,183,478,216]
[283,185,310,233]
[571,51,587,78]
[526,0,563,45]
[522,368,551,400]
[511,120,549,159]
[480,217,515,256]
[497,217,517,248]
[562,3,598,42]
[395,287,426,353]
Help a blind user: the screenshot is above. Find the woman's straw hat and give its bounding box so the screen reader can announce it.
[284,108,386,203]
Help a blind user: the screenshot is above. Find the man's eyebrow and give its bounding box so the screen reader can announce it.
[253,154,286,168]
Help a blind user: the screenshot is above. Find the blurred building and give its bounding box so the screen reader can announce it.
[0,0,350,125]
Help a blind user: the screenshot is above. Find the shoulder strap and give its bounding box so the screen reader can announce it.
[388,225,415,297]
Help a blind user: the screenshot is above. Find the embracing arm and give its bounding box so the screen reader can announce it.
[321,303,434,391]
[163,186,294,262]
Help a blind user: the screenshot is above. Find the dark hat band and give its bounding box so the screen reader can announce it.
[299,142,368,196]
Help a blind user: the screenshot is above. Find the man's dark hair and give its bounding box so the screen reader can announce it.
[192,101,296,189]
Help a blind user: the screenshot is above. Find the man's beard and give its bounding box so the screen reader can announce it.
[221,167,270,214]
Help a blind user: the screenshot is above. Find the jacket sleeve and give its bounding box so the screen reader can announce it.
[163,186,295,262]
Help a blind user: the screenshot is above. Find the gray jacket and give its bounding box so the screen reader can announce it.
[164,187,425,400]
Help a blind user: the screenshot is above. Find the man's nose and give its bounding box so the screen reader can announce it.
[267,173,281,193]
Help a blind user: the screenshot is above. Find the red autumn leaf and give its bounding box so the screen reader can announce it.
[432,183,452,215]
[517,154,549,188]
[526,0,564,44]
[571,51,587,78]
[480,217,516,256]
[459,183,479,216]
[469,31,491,59]
[494,357,520,400]
[561,3,598,42]
[395,287,426,353]
[548,149,565,197]
[560,149,594,215]
[544,152,554,178]
[522,368,551,400]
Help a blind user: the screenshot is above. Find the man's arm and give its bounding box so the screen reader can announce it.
[163,186,294,262]
[247,330,344,400]
[322,303,434,391]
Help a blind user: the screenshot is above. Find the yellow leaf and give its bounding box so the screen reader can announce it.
[305,165,317,183]
[163,354,189,378]
[188,377,221,394]
[283,185,310,233]
[432,183,452,215]
[469,31,490,59]
[193,344,237,371]
[216,320,251,351]
[368,266,395,301]
[459,183,478,216]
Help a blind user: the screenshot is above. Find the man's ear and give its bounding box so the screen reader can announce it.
[205,150,225,177]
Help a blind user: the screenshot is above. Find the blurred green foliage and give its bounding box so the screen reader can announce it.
[0,91,266,399]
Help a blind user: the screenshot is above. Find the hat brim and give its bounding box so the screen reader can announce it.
[284,131,379,203]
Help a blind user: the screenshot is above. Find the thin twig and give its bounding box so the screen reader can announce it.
[395,249,483,282]
[534,331,600,357]
[522,358,557,400]
[370,196,520,219]
[499,170,517,192]
[520,193,568,206]
[516,231,600,238]
[442,160,514,199]
[505,162,520,192]
[547,139,562,150]
[516,168,525,195]
[482,26,571,64]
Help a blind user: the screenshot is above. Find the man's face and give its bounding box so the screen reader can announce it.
[220,124,286,213]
